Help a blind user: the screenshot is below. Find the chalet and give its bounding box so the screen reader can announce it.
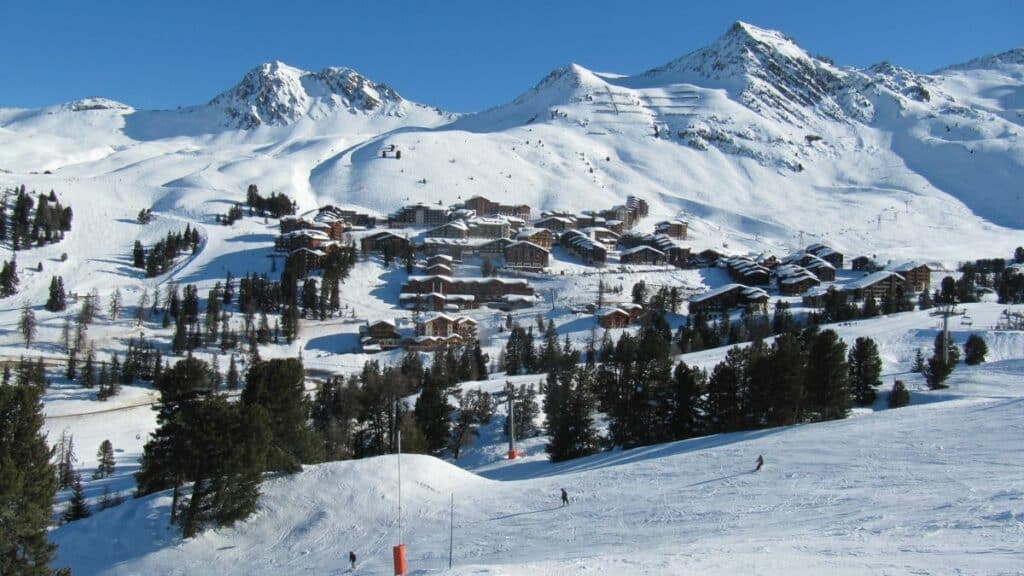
[888,262,932,293]
[620,245,666,265]
[597,308,631,329]
[560,229,607,266]
[414,313,478,340]
[515,227,553,250]
[360,319,403,352]
[426,254,455,269]
[844,270,907,301]
[617,302,644,322]
[802,255,837,281]
[580,226,621,245]
[420,238,486,259]
[466,217,510,239]
[289,247,327,273]
[478,238,514,260]
[617,232,690,267]
[726,256,770,285]
[399,292,477,312]
[388,204,450,228]
[487,294,539,311]
[425,220,469,239]
[774,264,821,295]
[654,219,688,240]
[535,215,577,233]
[851,255,881,272]
[689,284,769,314]
[360,231,409,255]
[275,229,332,252]
[605,220,626,235]
[462,195,531,220]
[424,263,453,276]
[504,241,550,271]
[401,275,534,302]
[806,243,844,269]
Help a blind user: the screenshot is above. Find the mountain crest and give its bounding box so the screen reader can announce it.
[208,61,407,129]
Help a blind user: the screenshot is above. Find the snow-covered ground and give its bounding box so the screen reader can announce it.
[1,19,1022,576]
[49,356,1024,575]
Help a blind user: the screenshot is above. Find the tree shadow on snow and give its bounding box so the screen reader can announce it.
[483,427,786,482]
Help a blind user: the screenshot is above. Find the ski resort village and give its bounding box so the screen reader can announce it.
[1,15,1024,576]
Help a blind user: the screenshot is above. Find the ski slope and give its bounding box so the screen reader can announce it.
[49,357,1024,575]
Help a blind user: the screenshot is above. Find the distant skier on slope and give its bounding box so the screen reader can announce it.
[561,488,569,506]
[349,550,356,570]
[755,455,764,472]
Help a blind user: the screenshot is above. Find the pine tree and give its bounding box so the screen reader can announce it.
[964,334,988,365]
[63,472,91,523]
[19,306,36,348]
[45,276,67,312]
[888,380,911,408]
[226,354,240,390]
[415,370,452,453]
[240,358,321,472]
[95,439,115,478]
[108,287,122,320]
[0,384,63,575]
[848,336,882,405]
[132,240,146,268]
[925,332,960,389]
[0,256,19,297]
[82,348,96,389]
[805,329,850,421]
[911,348,926,373]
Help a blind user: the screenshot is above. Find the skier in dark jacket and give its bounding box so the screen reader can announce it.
[755,455,764,472]
[561,488,569,506]
[349,550,356,570]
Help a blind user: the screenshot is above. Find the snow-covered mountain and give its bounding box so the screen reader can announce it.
[0,21,1021,259]
[207,61,441,129]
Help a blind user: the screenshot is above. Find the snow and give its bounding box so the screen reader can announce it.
[49,352,1024,575]
[0,19,1021,575]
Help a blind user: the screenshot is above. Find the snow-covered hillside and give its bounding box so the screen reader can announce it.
[50,353,1024,575]
[0,21,1021,262]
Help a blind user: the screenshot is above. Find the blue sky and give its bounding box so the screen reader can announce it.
[1,0,1020,112]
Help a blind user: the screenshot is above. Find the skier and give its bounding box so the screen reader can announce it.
[561,488,569,506]
[349,550,356,570]
[755,455,764,472]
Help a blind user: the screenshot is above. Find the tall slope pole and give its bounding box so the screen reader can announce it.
[393,430,407,575]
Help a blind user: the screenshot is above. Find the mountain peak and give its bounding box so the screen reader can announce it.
[208,60,408,129]
[640,21,845,124]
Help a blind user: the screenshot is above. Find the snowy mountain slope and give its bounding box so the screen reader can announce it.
[49,357,1024,575]
[0,22,1020,258]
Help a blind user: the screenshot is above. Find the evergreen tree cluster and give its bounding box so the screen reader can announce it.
[1,185,73,251]
[45,276,67,312]
[312,344,493,461]
[216,204,243,225]
[958,255,1024,304]
[245,184,295,218]
[133,226,200,278]
[135,357,316,538]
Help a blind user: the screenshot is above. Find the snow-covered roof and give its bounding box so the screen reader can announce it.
[505,240,550,254]
[620,245,665,256]
[690,283,745,303]
[844,270,905,290]
[888,261,931,272]
[407,275,530,286]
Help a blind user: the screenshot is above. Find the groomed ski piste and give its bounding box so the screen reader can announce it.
[47,304,1024,575]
